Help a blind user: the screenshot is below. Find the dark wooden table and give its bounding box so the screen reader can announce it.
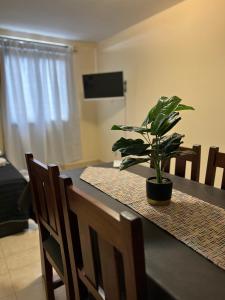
[64,163,225,300]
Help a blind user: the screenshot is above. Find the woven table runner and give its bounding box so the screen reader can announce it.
[80,166,225,271]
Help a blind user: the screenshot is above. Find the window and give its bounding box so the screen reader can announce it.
[0,38,81,169]
[4,50,69,123]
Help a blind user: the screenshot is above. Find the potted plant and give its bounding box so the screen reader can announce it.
[111,96,194,206]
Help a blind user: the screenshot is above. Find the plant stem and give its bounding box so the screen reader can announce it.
[155,159,162,183]
[155,135,162,183]
[146,131,151,144]
[142,133,151,144]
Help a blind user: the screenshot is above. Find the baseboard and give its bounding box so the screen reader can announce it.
[61,159,102,170]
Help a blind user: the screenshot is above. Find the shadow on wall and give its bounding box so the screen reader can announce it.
[100,0,186,53]
[96,98,126,123]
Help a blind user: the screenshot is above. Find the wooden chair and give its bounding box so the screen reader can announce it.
[25,153,74,300]
[59,175,147,300]
[151,144,201,181]
[205,146,225,189]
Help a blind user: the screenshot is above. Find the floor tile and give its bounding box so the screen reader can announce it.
[10,261,42,291]
[0,295,16,300]
[0,225,67,300]
[0,258,8,275]
[0,245,4,259]
[15,281,46,300]
[55,286,66,300]
[0,273,14,299]
[6,247,40,271]
[0,230,39,257]
[14,273,66,300]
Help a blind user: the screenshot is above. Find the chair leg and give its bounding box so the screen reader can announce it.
[40,242,46,279]
[65,283,75,300]
[42,252,55,300]
[64,267,76,300]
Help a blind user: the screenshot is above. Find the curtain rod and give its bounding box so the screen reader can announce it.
[0,35,77,52]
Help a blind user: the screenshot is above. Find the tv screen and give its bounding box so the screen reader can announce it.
[82,71,124,99]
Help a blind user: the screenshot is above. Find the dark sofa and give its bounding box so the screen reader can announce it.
[0,159,31,237]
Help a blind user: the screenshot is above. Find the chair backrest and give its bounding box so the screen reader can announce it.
[25,153,75,299]
[151,144,201,181]
[59,175,147,300]
[173,145,201,181]
[25,153,64,243]
[205,146,225,189]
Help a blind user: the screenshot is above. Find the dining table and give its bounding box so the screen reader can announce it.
[64,162,225,300]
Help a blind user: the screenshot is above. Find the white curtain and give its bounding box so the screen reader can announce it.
[0,39,81,169]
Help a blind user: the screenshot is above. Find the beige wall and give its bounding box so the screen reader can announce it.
[0,29,100,164]
[73,42,100,165]
[96,0,225,183]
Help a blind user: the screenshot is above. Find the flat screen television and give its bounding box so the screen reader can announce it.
[82,71,124,100]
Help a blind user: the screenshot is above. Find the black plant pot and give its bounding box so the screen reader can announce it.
[146,177,173,206]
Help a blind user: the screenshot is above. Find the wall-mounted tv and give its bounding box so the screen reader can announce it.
[82,71,124,100]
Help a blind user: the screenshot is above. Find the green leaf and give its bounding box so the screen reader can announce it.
[112,137,144,152]
[142,96,194,127]
[111,124,151,133]
[112,137,151,157]
[161,96,182,115]
[151,112,181,136]
[142,96,168,126]
[161,150,182,160]
[152,133,184,159]
[150,112,167,134]
[175,104,195,111]
[159,114,181,136]
[154,133,184,154]
[120,157,150,170]
[158,133,183,147]
[120,144,150,157]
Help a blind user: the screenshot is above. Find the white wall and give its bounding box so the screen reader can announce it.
[96,0,225,183]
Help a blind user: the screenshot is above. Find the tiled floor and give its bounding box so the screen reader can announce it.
[0,220,66,300]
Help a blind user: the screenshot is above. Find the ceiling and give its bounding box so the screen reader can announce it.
[0,0,184,42]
